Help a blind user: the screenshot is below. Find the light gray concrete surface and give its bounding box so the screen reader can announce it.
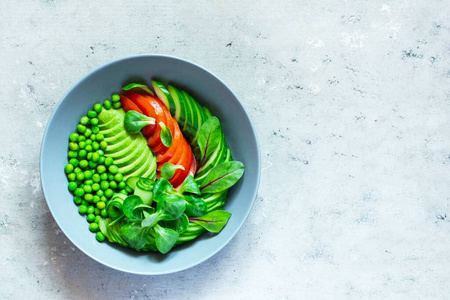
[2,0,450,298]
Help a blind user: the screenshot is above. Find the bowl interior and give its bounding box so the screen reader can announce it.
[40,55,260,274]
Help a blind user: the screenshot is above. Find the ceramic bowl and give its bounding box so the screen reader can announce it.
[40,54,260,274]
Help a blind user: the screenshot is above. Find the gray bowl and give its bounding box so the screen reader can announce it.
[40,54,260,275]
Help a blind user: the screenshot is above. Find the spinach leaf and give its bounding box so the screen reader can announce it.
[122,83,155,95]
[160,162,184,180]
[153,178,175,202]
[124,111,155,134]
[197,117,222,166]
[158,195,186,221]
[141,212,160,228]
[178,175,200,195]
[120,221,150,250]
[160,213,189,233]
[190,210,232,233]
[184,195,207,217]
[154,224,179,254]
[122,195,144,219]
[199,161,244,194]
[159,122,173,147]
[133,204,154,214]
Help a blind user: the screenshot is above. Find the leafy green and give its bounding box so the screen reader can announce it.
[157,195,186,221]
[199,161,244,194]
[184,195,207,217]
[122,83,155,95]
[177,175,200,195]
[154,224,179,254]
[190,210,232,233]
[197,116,222,166]
[160,213,189,233]
[153,178,175,202]
[159,122,173,147]
[124,111,155,134]
[120,221,150,250]
[160,162,184,180]
[122,195,144,219]
[141,212,160,228]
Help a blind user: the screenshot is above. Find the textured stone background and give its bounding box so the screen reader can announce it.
[2,0,450,299]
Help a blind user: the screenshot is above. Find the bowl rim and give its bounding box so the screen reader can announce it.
[40,54,261,275]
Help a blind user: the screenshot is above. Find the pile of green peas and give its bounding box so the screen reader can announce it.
[64,95,130,242]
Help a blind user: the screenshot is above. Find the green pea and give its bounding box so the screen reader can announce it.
[69,158,79,167]
[92,142,99,151]
[97,165,106,174]
[103,99,112,109]
[87,206,95,214]
[100,173,108,181]
[68,151,78,158]
[90,118,99,126]
[96,231,105,242]
[109,181,117,190]
[100,209,108,218]
[73,167,82,173]
[109,165,119,174]
[113,102,121,109]
[107,174,114,181]
[90,134,96,141]
[85,139,92,145]
[64,164,74,174]
[77,124,87,134]
[76,172,85,181]
[87,110,97,118]
[100,181,109,190]
[93,195,100,203]
[78,149,87,158]
[69,142,79,151]
[84,129,92,138]
[89,222,99,232]
[94,208,101,215]
[84,180,94,187]
[92,152,100,162]
[83,185,92,193]
[86,152,93,161]
[91,183,100,191]
[78,136,86,142]
[78,205,88,214]
[79,141,86,149]
[86,213,96,223]
[92,174,101,183]
[96,190,104,197]
[67,173,76,182]
[78,160,87,169]
[73,196,82,205]
[111,94,120,102]
[85,145,93,152]
[105,189,114,198]
[114,173,124,182]
[96,201,106,209]
[81,200,89,207]
[95,215,101,223]
[119,189,128,195]
[96,133,104,141]
[104,157,113,166]
[125,186,133,194]
[88,161,98,169]
[92,126,100,134]
[68,182,77,191]
[69,132,79,142]
[85,170,93,179]
[80,116,89,125]
[84,193,94,202]
[98,156,106,165]
[94,103,102,113]
[118,181,126,189]
[97,149,104,156]
[100,195,107,202]
[100,141,107,150]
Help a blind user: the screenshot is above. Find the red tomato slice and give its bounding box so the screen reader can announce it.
[125,91,158,137]
[120,95,142,113]
[170,140,194,187]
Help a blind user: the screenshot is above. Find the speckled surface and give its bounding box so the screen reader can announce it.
[2,0,450,298]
